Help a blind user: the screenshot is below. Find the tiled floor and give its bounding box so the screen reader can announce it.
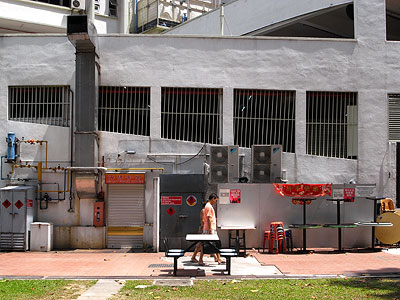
[0,248,399,278]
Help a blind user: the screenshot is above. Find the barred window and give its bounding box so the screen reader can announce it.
[306,91,358,159]
[233,89,295,152]
[98,86,150,136]
[8,86,70,127]
[161,87,222,144]
[388,94,400,141]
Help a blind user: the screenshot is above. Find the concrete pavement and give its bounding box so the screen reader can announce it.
[0,247,399,279]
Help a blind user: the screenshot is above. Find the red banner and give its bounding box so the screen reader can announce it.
[273,183,332,197]
[105,173,145,184]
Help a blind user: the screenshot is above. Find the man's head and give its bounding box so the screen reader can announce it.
[208,193,219,205]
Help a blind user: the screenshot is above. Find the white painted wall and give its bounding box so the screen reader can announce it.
[0,0,119,34]
[0,0,398,249]
[165,0,352,36]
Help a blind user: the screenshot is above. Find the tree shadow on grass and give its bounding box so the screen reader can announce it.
[326,276,400,300]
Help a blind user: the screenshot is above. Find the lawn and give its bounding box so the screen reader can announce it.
[116,278,400,300]
[0,279,96,300]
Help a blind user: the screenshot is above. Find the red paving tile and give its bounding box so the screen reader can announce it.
[0,248,398,278]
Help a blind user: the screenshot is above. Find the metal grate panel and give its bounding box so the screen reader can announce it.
[306,91,358,159]
[389,94,400,141]
[161,87,222,144]
[233,89,295,152]
[8,86,70,127]
[98,86,150,136]
[0,233,25,250]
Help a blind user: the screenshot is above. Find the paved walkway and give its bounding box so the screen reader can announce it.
[0,248,399,279]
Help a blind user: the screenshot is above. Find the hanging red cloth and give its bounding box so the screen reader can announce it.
[273,183,332,197]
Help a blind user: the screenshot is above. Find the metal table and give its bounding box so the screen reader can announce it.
[325,198,357,252]
[219,225,256,256]
[185,233,220,253]
[289,197,317,252]
[364,197,387,249]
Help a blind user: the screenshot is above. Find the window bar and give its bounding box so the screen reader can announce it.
[338,92,343,158]
[211,89,216,144]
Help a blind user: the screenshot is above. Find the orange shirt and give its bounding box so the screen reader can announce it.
[202,202,216,232]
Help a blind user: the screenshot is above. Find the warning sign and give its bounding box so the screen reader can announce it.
[15,200,23,209]
[161,196,182,205]
[166,207,175,216]
[105,173,145,184]
[186,195,197,206]
[2,199,11,209]
[230,189,241,204]
[27,199,33,208]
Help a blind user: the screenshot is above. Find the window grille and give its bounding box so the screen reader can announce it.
[98,86,150,136]
[31,0,70,8]
[161,87,222,144]
[306,91,358,159]
[233,89,295,152]
[8,86,70,127]
[388,94,400,141]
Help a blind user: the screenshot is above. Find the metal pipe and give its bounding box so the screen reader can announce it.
[220,4,224,36]
[106,167,164,173]
[1,156,9,180]
[69,88,74,211]
[37,169,70,193]
[21,139,48,168]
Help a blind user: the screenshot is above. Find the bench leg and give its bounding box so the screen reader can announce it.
[226,257,231,275]
[173,257,178,276]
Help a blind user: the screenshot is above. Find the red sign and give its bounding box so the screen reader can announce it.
[2,200,11,209]
[166,207,175,216]
[230,189,241,204]
[27,199,33,208]
[344,188,355,202]
[105,173,145,184]
[186,195,197,206]
[15,200,23,209]
[161,196,182,205]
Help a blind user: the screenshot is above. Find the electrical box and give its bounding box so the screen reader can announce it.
[93,201,104,227]
[30,222,53,252]
[0,185,36,251]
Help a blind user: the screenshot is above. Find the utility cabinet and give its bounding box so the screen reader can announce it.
[0,186,36,251]
[159,174,204,250]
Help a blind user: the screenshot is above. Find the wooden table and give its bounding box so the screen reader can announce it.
[219,225,256,255]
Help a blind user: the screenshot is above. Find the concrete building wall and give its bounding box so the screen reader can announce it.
[165,0,352,36]
[0,0,398,248]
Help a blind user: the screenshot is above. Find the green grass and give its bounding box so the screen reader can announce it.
[117,278,400,300]
[0,279,96,300]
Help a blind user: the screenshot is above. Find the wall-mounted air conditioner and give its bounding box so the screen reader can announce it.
[71,0,86,10]
[209,145,239,183]
[251,145,282,183]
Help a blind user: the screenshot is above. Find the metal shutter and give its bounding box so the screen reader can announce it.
[389,95,400,141]
[107,184,145,249]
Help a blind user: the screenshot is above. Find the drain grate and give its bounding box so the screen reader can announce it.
[148,264,173,268]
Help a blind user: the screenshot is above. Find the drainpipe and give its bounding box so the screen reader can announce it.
[220,4,224,36]
[120,0,129,33]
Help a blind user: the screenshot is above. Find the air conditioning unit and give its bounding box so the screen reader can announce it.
[251,145,282,183]
[210,146,229,183]
[71,0,86,10]
[209,145,239,183]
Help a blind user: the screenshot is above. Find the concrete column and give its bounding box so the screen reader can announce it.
[222,87,234,145]
[295,90,307,156]
[150,86,161,139]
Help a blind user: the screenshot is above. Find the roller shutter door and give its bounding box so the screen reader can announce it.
[107,184,145,248]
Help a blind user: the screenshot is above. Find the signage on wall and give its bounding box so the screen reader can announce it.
[27,199,33,208]
[186,195,197,206]
[344,188,355,202]
[161,196,182,205]
[166,207,175,216]
[105,173,145,184]
[355,185,376,198]
[230,189,241,204]
[219,189,230,205]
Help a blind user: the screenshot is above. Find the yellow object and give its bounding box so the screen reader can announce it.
[37,161,42,182]
[376,210,400,244]
[107,226,144,236]
[381,198,395,213]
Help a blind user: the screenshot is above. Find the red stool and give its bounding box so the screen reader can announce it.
[262,230,270,253]
[269,222,287,253]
